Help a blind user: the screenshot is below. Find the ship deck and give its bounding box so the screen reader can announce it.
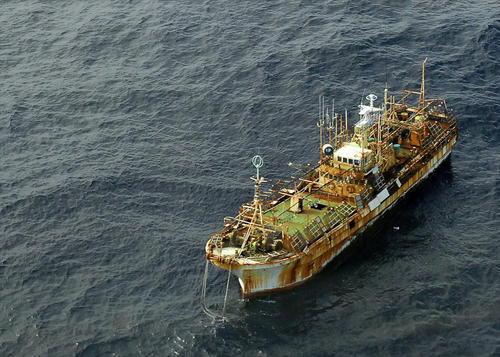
[263,194,341,237]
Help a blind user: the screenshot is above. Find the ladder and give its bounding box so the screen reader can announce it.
[304,216,325,242]
[289,231,307,252]
[427,121,443,138]
[324,209,343,228]
[373,174,386,192]
[337,202,356,218]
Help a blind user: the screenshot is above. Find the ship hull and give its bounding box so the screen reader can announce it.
[210,134,457,296]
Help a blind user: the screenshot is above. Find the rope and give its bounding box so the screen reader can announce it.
[201,259,233,323]
[221,262,232,320]
[201,260,220,321]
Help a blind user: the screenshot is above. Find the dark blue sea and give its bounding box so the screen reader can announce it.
[1,1,499,356]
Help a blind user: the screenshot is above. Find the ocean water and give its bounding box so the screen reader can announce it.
[1,1,499,356]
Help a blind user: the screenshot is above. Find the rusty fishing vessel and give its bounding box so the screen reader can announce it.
[204,59,458,298]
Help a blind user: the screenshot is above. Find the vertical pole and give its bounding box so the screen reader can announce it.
[377,110,382,165]
[319,123,323,160]
[384,86,388,112]
[361,133,364,171]
[420,57,427,109]
[319,96,325,160]
[335,113,338,148]
[345,108,348,140]
[339,112,343,141]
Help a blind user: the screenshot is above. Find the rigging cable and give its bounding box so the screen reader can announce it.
[222,262,232,320]
[201,256,234,322]
[201,260,224,321]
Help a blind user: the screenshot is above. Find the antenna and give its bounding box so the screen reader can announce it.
[345,108,348,137]
[335,112,338,146]
[317,95,325,159]
[326,108,332,143]
[339,109,343,137]
[251,154,265,205]
[331,98,336,145]
[252,155,263,180]
[366,94,377,107]
[384,84,388,111]
[419,57,428,109]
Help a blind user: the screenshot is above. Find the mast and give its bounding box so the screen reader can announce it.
[419,57,428,110]
[377,106,382,166]
[335,113,338,148]
[345,108,348,140]
[339,111,343,140]
[318,96,325,160]
[240,155,265,252]
[328,99,334,144]
[384,85,388,112]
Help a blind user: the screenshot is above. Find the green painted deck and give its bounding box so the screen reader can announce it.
[263,195,341,237]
